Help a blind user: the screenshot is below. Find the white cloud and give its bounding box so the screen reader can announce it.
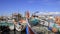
[35,12,60,15]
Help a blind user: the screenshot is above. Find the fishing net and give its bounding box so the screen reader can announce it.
[28,16,55,34]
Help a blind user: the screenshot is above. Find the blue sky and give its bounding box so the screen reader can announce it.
[0,0,60,16]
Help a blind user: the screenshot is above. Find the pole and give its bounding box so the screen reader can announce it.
[14,24,16,34]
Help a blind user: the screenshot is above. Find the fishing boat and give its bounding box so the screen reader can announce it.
[26,12,60,34]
